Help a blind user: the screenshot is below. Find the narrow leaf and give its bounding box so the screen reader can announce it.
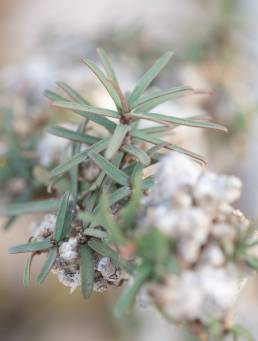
[53,192,70,242]
[56,81,90,104]
[70,120,88,200]
[50,138,109,177]
[88,239,122,269]
[132,86,193,111]
[105,124,129,160]
[48,126,99,145]
[99,194,125,245]
[132,130,206,165]
[122,144,150,166]
[83,57,122,109]
[61,201,74,239]
[97,48,118,83]
[89,152,129,186]
[115,263,151,317]
[129,51,173,105]
[9,240,52,254]
[4,199,60,216]
[52,101,120,119]
[120,176,142,230]
[80,244,94,298]
[44,89,68,102]
[131,112,227,132]
[37,248,57,283]
[23,254,34,288]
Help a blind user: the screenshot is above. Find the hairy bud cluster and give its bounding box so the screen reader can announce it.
[140,153,256,327]
[31,215,126,293]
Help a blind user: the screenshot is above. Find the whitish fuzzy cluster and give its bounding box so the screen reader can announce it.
[141,153,254,324]
[32,215,125,293]
[51,237,125,293]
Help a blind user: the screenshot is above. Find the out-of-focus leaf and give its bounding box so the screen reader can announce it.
[89,152,129,186]
[80,244,94,298]
[105,124,129,160]
[53,192,70,242]
[70,120,88,200]
[129,51,173,105]
[230,324,255,341]
[99,194,125,245]
[83,57,122,109]
[83,228,107,239]
[56,81,90,104]
[9,240,52,254]
[132,86,193,111]
[44,89,68,102]
[88,239,122,268]
[48,126,99,145]
[97,48,118,83]
[122,144,150,166]
[114,263,151,317]
[132,130,206,165]
[50,138,109,177]
[4,199,60,216]
[52,101,120,119]
[37,248,57,283]
[131,112,227,132]
[120,176,142,230]
[23,254,34,288]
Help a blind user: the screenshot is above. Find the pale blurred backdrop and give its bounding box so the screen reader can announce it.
[1,0,258,340]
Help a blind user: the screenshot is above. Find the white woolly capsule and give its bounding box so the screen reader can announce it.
[59,238,78,262]
[32,214,56,241]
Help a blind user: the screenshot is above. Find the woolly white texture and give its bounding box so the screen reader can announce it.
[32,214,56,241]
[142,152,252,323]
[59,238,78,262]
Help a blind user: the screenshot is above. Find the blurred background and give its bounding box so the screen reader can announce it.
[0,0,258,340]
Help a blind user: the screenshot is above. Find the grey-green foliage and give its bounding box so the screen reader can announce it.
[6,49,226,318]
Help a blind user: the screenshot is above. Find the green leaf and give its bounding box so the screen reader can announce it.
[61,201,74,239]
[131,112,227,132]
[132,130,207,165]
[52,101,120,119]
[105,124,129,160]
[132,86,193,111]
[84,228,107,239]
[47,94,115,132]
[56,81,90,104]
[97,48,118,83]
[147,142,168,156]
[80,244,94,298]
[83,57,122,109]
[88,152,129,186]
[114,263,151,317]
[50,138,109,177]
[53,192,70,241]
[88,239,122,269]
[37,248,57,283]
[50,150,88,177]
[70,120,88,200]
[230,324,255,341]
[120,176,142,230]
[47,126,99,145]
[23,254,34,288]
[99,194,125,245]
[138,125,174,135]
[9,240,53,254]
[4,199,60,216]
[44,89,68,102]
[129,51,173,105]
[122,144,150,166]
